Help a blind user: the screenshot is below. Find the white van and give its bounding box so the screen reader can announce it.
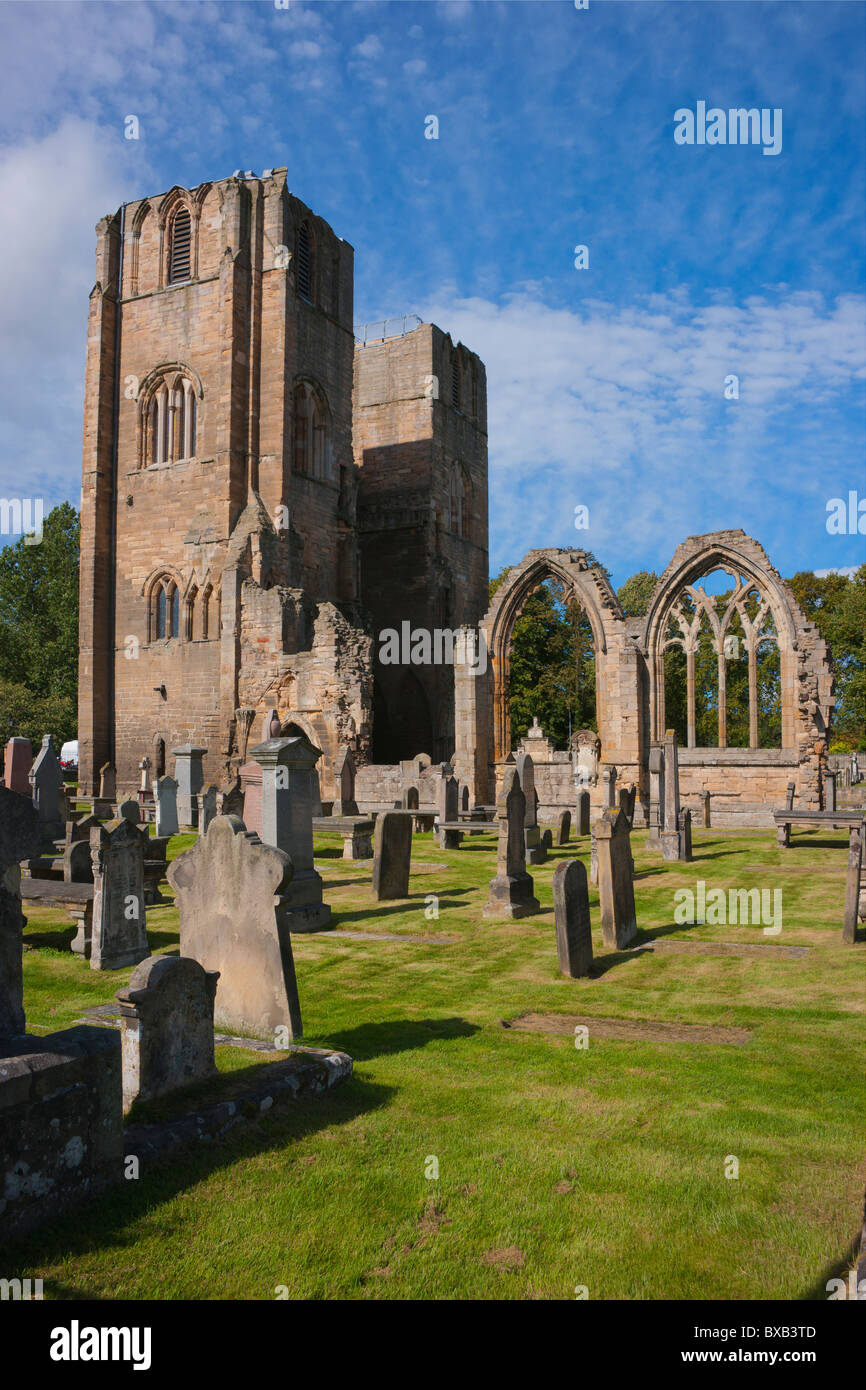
[60,740,79,778]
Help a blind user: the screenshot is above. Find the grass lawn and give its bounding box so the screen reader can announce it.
[6,822,865,1301]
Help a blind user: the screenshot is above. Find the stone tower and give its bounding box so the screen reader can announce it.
[78,170,368,795]
[353,323,489,762]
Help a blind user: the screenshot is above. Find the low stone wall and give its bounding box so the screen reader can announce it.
[355,764,402,811]
[678,750,803,827]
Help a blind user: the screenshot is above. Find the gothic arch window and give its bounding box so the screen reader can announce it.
[148,574,180,642]
[140,369,199,467]
[297,221,314,302]
[293,379,332,480]
[451,353,461,411]
[168,207,192,283]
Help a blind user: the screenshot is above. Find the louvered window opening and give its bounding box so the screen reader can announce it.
[451,360,460,410]
[297,224,312,300]
[169,210,192,283]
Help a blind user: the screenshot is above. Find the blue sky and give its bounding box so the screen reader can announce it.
[1,0,864,586]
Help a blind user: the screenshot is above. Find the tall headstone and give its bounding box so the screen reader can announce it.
[3,737,33,797]
[371,811,413,900]
[435,768,461,848]
[516,751,545,864]
[557,809,571,845]
[118,797,141,824]
[618,783,636,828]
[594,808,637,950]
[155,775,179,837]
[198,784,218,834]
[647,743,665,849]
[824,769,837,813]
[0,786,43,1037]
[172,745,206,828]
[168,815,303,1039]
[89,819,149,971]
[699,789,711,828]
[333,747,359,816]
[660,730,686,861]
[483,769,540,919]
[600,764,617,810]
[99,762,117,802]
[138,756,151,794]
[116,956,219,1113]
[29,734,63,841]
[239,760,263,836]
[678,807,693,862]
[250,735,331,931]
[843,820,863,945]
[552,859,593,978]
[576,788,590,836]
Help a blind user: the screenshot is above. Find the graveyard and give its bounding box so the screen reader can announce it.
[2,757,863,1300]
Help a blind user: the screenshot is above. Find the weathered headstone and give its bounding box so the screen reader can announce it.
[155,775,179,837]
[552,859,593,977]
[435,768,461,848]
[217,776,244,819]
[89,819,149,971]
[0,787,43,1037]
[516,752,545,864]
[843,820,863,945]
[30,734,63,841]
[3,737,32,797]
[372,811,412,900]
[65,812,101,850]
[168,815,303,1039]
[557,809,571,845]
[678,807,693,862]
[618,783,636,828]
[541,827,553,853]
[250,734,331,931]
[198,783,218,834]
[647,743,665,849]
[64,838,93,884]
[699,788,711,828]
[483,769,540,919]
[138,756,151,794]
[119,797,141,824]
[99,762,117,802]
[594,808,637,949]
[785,781,796,812]
[333,746,359,816]
[600,764,617,811]
[576,788,590,836]
[116,956,219,1113]
[172,744,206,828]
[239,760,263,836]
[572,729,601,787]
[660,730,685,860]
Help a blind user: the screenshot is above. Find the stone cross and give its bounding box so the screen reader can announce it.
[89,819,149,971]
[0,786,43,1038]
[155,776,179,837]
[552,859,593,978]
[168,815,303,1039]
[483,769,539,919]
[172,745,207,828]
[29,734,63,841]
[371,811,413,900]
[116,956,219,1113]
[594,808,637,950]
[843,820,863,945]
[333,747,358,816]
[249,734,331,931]
[3,738,33,797]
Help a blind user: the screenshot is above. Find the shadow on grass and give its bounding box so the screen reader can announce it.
[589,947,653,977]
[0,1073,394,1285]
[321,1015,480,1061]
[799,1227,862,1301]
[24,926,76,951]
[329,891,471,926]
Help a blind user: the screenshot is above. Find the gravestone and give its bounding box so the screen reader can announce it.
[119,797,140,824]
[516,752,545,865]
[590,827,598,884]
[600,765,617,811]
[64,838,93,884]
[89,819,149,971]
[483,769,540,919]
[333,747,359,816]
[218,777,245,819]
[402,785,419,810]
[239,760,263,836]
[138,756,151,794]
[372,811,413,900]
[3,737,32,796]
[155,775,179,837]
[99,762,117,801]
[647,743,665,849]
[824,770,837,813]
[168,816,303,1039]
[678,807,693,862]
[618,783,636,828]
[435,769,461,848]
[65,812,100,850]
[173,744,207,828]
[660,730,685,861]
[576,788,590,836]
[0,788,122,1242]
[116,956,219,1113]
[572,730,601,787]
[198,783,218,834]
[30,734,63,841]
[0,787,43,1036]
[541,828,553,853]
[557,809,571,845]
[785,781,796,812]
[843,820,863,945]
[552,859,593,978]
[699,789,711,828]
[594,808,637,950]
[250,734,331,932]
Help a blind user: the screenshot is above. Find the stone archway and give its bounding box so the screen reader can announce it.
[480,548,636,772]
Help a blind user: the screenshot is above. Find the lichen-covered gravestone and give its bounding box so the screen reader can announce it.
[557,809,571,845]
[29,734,63,841]
[89,819,149,971]
[552,859,593,978]
[250,734,331,932]
[483,769,540,919]
[372,811,412,900]
[594,808,637,949]
[167,815,303,1039]
[435,769,461,848]
[576,788,590,836]
[116,956,219,1113]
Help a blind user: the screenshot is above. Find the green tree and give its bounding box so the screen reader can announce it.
[0,502,80,748]
[616,570,658,617]
[787,566,865,750]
